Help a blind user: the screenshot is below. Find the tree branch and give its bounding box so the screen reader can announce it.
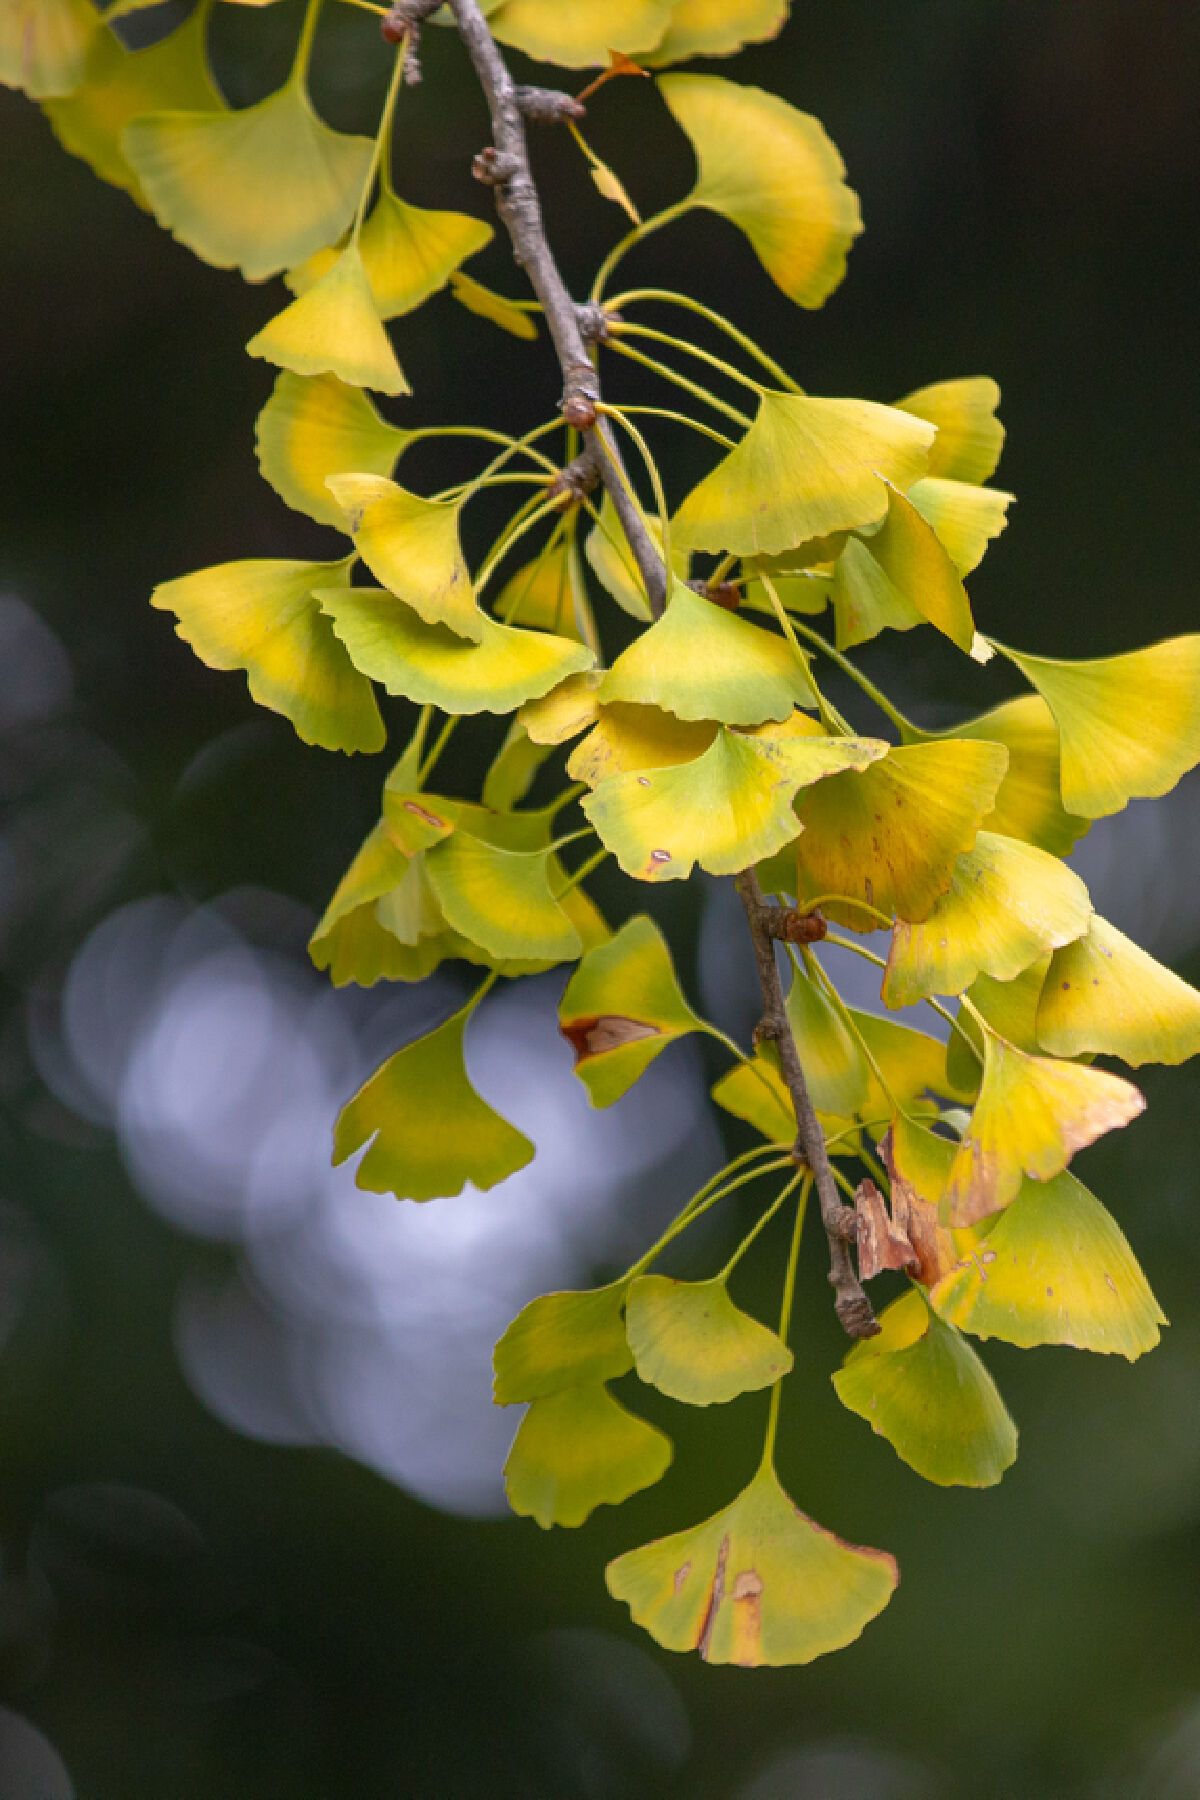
[445,0,668,617]
[735,869,880,1340]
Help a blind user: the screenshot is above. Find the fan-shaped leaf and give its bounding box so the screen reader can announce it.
[627,1276,792,1405]
[488,0,671,66]
[494,1283,633,1402]
[289,190,491,320]
[560,915,701,1107]
[1037,914,1200,1067]
[831,484,974,653]
[945,694,1091,857]
[495,538,583,639]
[906,477,1013,577]
[567,704,716,788]
[424,833,582,964]
[833,1287,1017,1487]
[326,475,480,640]
[606,1464,897,1665]
[786,965,869,1117]
[931,1171,1166,1360]
[853,1011,976,1113]
[247,240,409,396]
[894,377,1005,485]
[659,76,861,308]
[309,820,434,987]
[1,0,98,98]
[711,1052,794,1145]
[448,270,538,338]
[505,1384,671,1528]
[255,372,412,527]
[518,671,604,746]
[644,0,788,64]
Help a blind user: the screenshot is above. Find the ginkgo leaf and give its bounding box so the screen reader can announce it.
[882,1118,960,1287]
[671,392,934,557]
[489,0,672,67]
[0,0,99,98]
[424,833,582,964]
[379,787,461,856]
[255,372,413,528]
[448,270,538,339]
[598,578,817,722]
[906,477,1013,577]
[124,77,373,281]
[567,705,716,789]
[626,1276,792,1405]
[591,162,641,224]
[289,190,492,320]
[932,1171,1167,1360]
[481,721,553,810]
[833,1288,1017,1488]
[786,964,869,1117]
[585,491,690,622]
[606,1464,897,1665]
[44,2,221,203]
[506,1385,671,1529]
[333,1008,534,1200]
[560,916,701,1107]
[711,1052,795,1145]
[644,0,788,65]
[941,1026,1145,1228]
[894,377,1005,485]
[1036,914,1200,1067]
[309,824,451,987]
[583,727,886,883]
[831,485,974,654]
[317,587,593,714]
[995,636,1200,819]
[883,831,1092,1008]
[953,958,1051,1070]
[659,76,861,308]
[852,1010,977,1112]
[247,240,409,396]
[493,1283,633,1402]
[741,570,831,618]
[518,671,604,745]
[945,694,1091,857]
[792,741,1009,929]
[150,555,384,753]
[495,538,583,639]
[325,475,479,640]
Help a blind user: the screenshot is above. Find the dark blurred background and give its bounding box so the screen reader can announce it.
[2,2,1200,1795]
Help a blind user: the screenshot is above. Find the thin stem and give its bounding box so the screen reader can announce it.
[336,0,388,14]
[761,1175,811,1470]
[608,289,803,393]
[291,0,325,84]
[823,931,985,1067]
[352,39,407,236]
[802,893,894,929]
[475,497,562,594]
[610,322,767,398]
[458,418,566,506]
[800,944,904,1116]
[786,620,918,740]
[599,406,672,584]
[717,1172,803,1283]
[605,339,754,430]
[607,405,737,452]
[830,1161,859,1203]
[753,569,838,733]
[553,845,609,898]
[590,202,692,302]
[417,713,459,786]
[624,1152,795,1281]
[857,1137,890,1191]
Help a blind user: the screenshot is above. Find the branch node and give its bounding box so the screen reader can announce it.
[547,447,602,509]
[576,301,619,345]
[687,577,741,613]
[381,0,439,41]
[472,147,521,186]
[514,85,587,124]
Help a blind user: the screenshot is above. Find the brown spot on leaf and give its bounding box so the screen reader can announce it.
[402,800,448,830]
[732,1570,763,1600]
[1105,1273,1117,1294]
[560,1015,661,1063]
[650,849,671,863]
[673,1561,691,1595]
[855,1177,919,1281]
[637,775,652,787]
[697,1534,730,1662]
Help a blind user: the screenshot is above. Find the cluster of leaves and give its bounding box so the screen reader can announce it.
[11,0,1200,1668]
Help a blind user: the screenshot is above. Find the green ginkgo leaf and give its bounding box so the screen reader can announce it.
[944,694,1091,857]
[44,2,221,203]
[488,0,671,66]
[448,270,538,339]
[792,740,1009,929]
[518,671,604,746]
[505,1384,672,1529]
[247,241,410,396]
[786,964,869,1117]
[1,0,99,98]
[333,1008,534,1200]
[659,76,861,308]
[626,1276,792,1405]
[481,721,553,810]
[883,831,1092,1008]
[598,578,817,722]
[742,569,832,618]
[150,555,384,753]
[495,538,583,639]
[644,0,788,64]
[833,1287,1017,1487]
[584,727,886,883]
[894,377,1005,485]
[424,832,582,964]
[831,484,974,654]
[1036,914,1200,1067]
[931,1171,1167,1361]
[494,1283,633,1403]
[671,392,934,557]
[325,475,480,640]
[906,477,1013,577]
[606,1464,898,1665]
[711,1050,795,1145]
[318,587,592,714]
[585,491,690,623]
[288,189,492,320]
[941,1024,1145,1228]
[951,959,1051,1076]
[567,705,717,789]
[255,372,413,528]
[309,827,458,987]
[852,1010,977,1111]
[995,636,1200,818]
[560,916,701,1107]
[123,72,373,281]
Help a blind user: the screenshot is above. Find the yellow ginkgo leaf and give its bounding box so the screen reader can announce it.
[317,587,593,715]
[505,1384,672,1529]
[883,831,1092,1008]
[792,740,1010,929]
[644,0,788,65]
[711,1049,794,1146]
[495,538,583,639]
[583,727,886,883]
[1,0,99,98]
[941,1026,1145,1227]
[626,1276,793,1405]
[255,372,412,528]
[606,1464,897,1665]
[150,555,384,753]
[931,1170,1166,1361]
[995,636,1200,819]
[831,484,974,654]
[309,824,451,988]
[289,189,492,320]
[560,916,701,1107]
[489,0,671,66]
[424,832,582,965]
[247,241,409,396]
[906,477,1013,577]
[1036,914,1200,1068]
[123,74,374,281]
[44,2,221,203]
[448,270,538,340]
[567,704,716,789]
[325,475,479,641]
[518,671,603,746]
[659,76,861,308]
[894,377,1005,485]
[585,490,691,623]
[786,963,870,1117]
[952,958,1051,1078]
[672,392,934,558]
[493,1283,633,1403]
[945,694,1091,857]
[598,578,817,722]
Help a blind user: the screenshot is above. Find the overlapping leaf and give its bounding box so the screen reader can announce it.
[326,474,479,639]
[1037,914,1200,1067]
[255,372,413,527]
[786,964,869,1117]
[518,671,603,746]
[1,0,99,98]
[945,694,1091,857]
[494,1283,633,1403]
[488,0,672,67]
[585,492,690,623]
[830,484,974,653]
[644,0,789,65]
[894,377,1005,485]
[626,1276,792,1404]
[288,190,491,320]
[567,704,716,789]
[424,832,582,965]
[906,477,1013,577]
[505,1384,672,1528]
[247,242,409,395]
[560,916,701,1106]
